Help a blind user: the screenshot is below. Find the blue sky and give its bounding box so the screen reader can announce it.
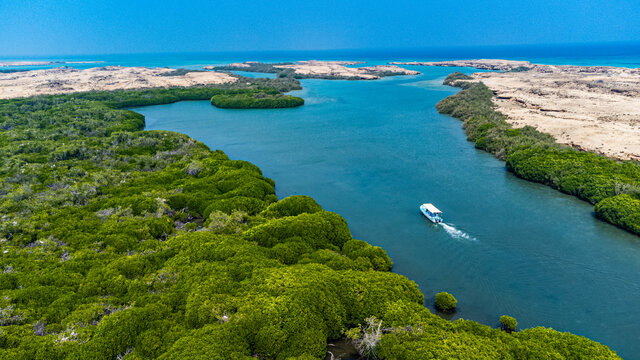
[1,0,639,56]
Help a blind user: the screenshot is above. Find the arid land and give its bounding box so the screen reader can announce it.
[0,66,236,99]
[393,60,640,161]
[207,60,420,79]
[274,60,420,79]
[0,60,419,100]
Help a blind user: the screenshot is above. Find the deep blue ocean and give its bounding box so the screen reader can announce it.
[5,43,640,358]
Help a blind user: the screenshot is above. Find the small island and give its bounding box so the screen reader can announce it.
[207,60,420,80]
[211,90,304,109]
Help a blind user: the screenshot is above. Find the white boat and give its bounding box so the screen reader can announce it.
[420,203,443,223]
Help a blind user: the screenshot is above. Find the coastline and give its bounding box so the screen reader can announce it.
[434,68,640,236]
[395,59,640,161]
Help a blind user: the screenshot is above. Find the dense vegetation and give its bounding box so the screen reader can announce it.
[500,316,518,333]
[350,302,616,359]
[434,292,457,312]
[437,74,640,235]
[0,80,620,358]
[210,90,304,109]
[595,194,640,234]
[442,71,473,86]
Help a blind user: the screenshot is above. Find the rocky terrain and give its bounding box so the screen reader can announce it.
[275,60,420,79]
[207,60,420,79]
[391,59,534,71]
[400,60,640,160]
[0,66,236,99]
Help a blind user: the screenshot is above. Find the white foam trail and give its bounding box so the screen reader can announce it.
[440,223,477,241]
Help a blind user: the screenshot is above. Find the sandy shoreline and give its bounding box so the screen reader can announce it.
[0,66,236,99]
[396,60,640,161]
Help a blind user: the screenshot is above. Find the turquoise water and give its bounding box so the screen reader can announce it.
[230,70,276,78]
[3,42,640,70]
[134,65,640,358]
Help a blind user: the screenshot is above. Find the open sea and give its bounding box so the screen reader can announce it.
[5,43,640,358]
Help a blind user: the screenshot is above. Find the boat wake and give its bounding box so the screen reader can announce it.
[440,223,477,241]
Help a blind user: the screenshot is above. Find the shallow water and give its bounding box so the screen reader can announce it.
[230,70,276,78]
[135,66,640,358]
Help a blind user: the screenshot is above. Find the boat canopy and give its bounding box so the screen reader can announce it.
[423,203,442,214]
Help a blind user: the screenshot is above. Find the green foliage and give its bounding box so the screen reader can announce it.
[244,211,352,249]
[506,147,640,204]
[341,240,392,271]
[211,91,304,109]
[260,195,322,218]
[372,301,620,359]
[213,62,294,75]
[434,292,457,312]
[443,71,473,86]
[0,84,425,359]
[500,315,517,332]
[157,68,206,77]
[0,82,620,359]
[438,78,640,235]
[595,194,640,234]
[508,66,531,72]
[436,82,499,121]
